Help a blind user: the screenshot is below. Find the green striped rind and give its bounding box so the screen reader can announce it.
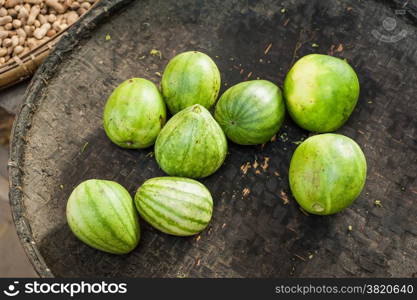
[103,78,167,149]
[135,177,213,236]
[283,54,360,133]
[66,179,140,254]
[155,104,228,178]
[214,80,285,145]
[289,134,367,215]
[161,51,221,115]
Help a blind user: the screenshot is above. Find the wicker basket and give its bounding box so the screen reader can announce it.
[0,2,100,91]
[0,33,60,90]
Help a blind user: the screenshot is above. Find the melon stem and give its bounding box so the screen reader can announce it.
[192,105,201,113]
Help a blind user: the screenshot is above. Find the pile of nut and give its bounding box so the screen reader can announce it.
[0,0,98,66]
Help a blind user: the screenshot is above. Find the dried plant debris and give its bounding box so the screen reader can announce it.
[294,254,306,261]
[241,157,271,175]
[240,162,251,175]
[291,139,304,145]
[279,190,289,205]
[279,132,289,142]
[283,18,290,26]
[80,141,88,153]
[261,157,270,171]
[264,43,272,55]
[336,43,344,52]
[145,151,154,158]
[195,258,201,266]
[242,187,250,197]
[374,200,382,207]
[149,49,162,58]
[328,43,346,55]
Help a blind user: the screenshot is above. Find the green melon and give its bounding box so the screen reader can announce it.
[289,134,367,215]
[155,104,227,179]
[161,51,221,115]
[66,179,140,254]
[103,78,166,149]
[283,54,360,132]
[135,177,213,236]
[214,80,285,145]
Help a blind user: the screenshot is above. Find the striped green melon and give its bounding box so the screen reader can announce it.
[66,179,140,254]
[103,78,166,149]
[134,177,213,236]
[155,104,228,178]
[214,80,285,145]
[161,51,221,115]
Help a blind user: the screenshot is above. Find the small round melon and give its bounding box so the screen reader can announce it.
[103,78,166,149]
[135,177,213,236]
[161,51,221,115]
[155,104,227,178]
[66,179,140,254]
[214,80,285,145]
[289,134,367,215]
[284,54,360,132]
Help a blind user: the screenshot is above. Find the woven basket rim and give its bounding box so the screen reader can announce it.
[0,31,64,74]
[0,0,101,75]
[8,0,132,278]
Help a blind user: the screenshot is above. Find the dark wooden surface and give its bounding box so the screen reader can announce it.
[9,0,417,277]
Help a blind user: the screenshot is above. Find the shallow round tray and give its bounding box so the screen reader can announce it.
[10,0,417,277]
